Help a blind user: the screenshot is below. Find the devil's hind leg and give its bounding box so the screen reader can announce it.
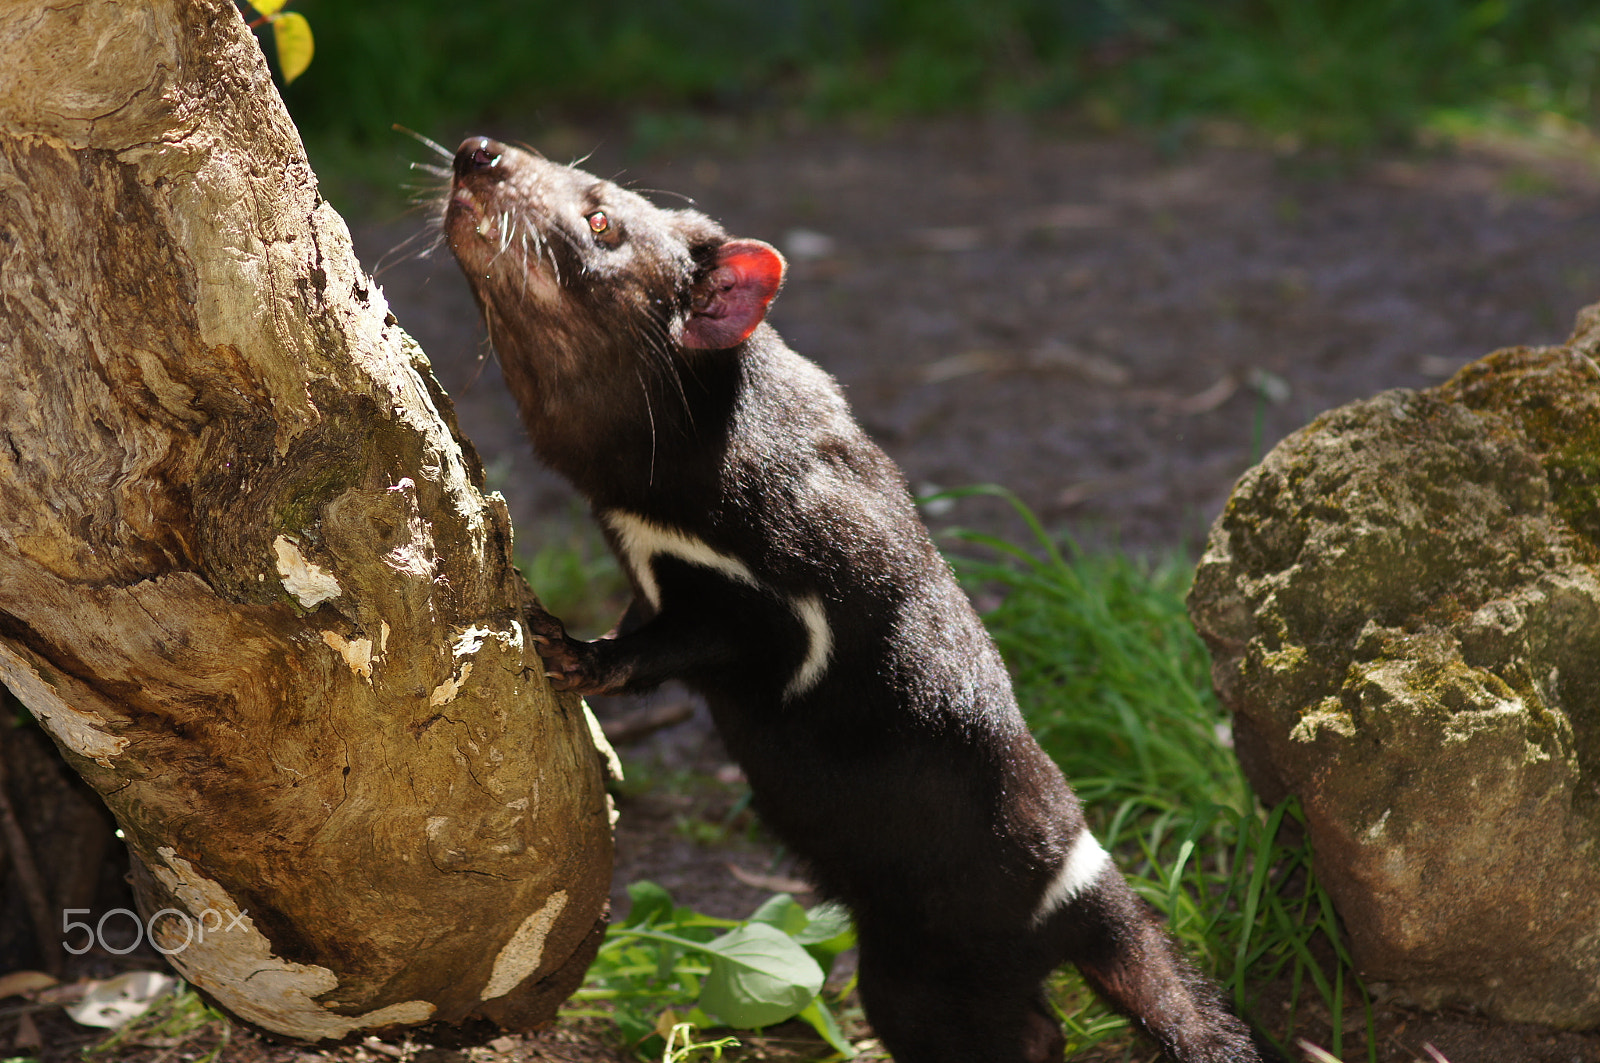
[853,921,1067,1063]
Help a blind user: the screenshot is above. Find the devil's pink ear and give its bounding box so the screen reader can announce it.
[680,239,787,350]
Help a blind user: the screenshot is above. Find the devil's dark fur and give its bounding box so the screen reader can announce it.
[442,137,1265,1063]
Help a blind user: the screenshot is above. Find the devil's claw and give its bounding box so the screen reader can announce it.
[531,628,604,693]
[523,602,569,641]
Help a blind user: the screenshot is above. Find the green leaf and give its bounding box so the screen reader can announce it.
[698,923,824,1028]
[745,894,808,935]
[796,997,855,1056]
[794,902,856,971]
[623,881,675,927]
[793,901,853,945]
[271,11,314,83]
[248,0,286,14]
[653,939,682,985]
[611,1005,657,1050]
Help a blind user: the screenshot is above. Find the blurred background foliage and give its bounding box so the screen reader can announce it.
[271,0,1600,197]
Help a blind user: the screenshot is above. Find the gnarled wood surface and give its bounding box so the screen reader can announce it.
[0,0,612,1038]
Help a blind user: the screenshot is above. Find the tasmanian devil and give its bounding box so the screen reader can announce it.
[441,136,1264,1063]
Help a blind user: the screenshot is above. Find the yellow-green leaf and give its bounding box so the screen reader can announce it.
[250,0,287,15]
[272,12,314,83]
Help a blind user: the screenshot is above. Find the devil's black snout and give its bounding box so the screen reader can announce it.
[453,137,504,180]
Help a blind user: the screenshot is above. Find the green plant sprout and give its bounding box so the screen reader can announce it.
[662,1022,741,1062]
[571,882,856,1059]
[85,982,230,1063]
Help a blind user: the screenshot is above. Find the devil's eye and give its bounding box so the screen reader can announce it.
[587,210,610,234]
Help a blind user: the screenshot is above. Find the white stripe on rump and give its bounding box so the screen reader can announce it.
[784,593,833,699]
[1032,830,1112,926]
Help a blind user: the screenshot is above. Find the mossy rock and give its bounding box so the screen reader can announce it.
[1188,307,1600,1029]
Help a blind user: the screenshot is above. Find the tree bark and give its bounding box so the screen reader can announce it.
[0,0,614,1039]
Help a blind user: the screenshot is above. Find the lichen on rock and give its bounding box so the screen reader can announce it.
[1188,312,1600,1028]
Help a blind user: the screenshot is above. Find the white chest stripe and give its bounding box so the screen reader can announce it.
[1032,830,1112,926]
[601,510,834,699]
[603,510,758,611]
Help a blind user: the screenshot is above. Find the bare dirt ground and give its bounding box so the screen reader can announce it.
[10,116,1600,1063]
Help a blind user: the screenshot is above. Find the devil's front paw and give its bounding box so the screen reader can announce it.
[525,607,606,694]
[523,603,570,645]
[533,636,601,693]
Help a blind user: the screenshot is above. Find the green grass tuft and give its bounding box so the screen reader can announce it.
[942,487,1242,821]
[943,488,1369,1058]
[85,983,230,1063]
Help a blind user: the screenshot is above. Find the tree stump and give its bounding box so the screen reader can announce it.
[0,0,613,1038]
